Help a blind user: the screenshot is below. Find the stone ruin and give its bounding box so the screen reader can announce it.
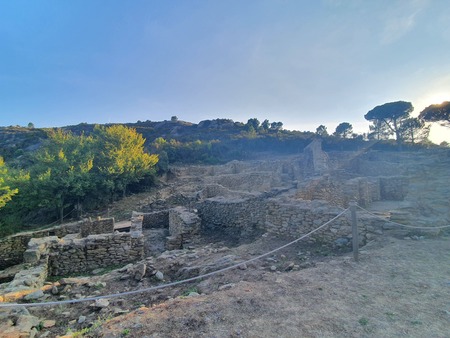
[1,140,449,301]
[0,216,144,300]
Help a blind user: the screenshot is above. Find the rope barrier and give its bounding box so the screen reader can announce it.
[0,208,349,308]
[356,205,450,230]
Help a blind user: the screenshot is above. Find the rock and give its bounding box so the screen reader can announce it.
[24,290,45,300]
[90,298,110,309]
[51,285,59,295]
[59,277,89,286]
[78,315,86,324]
[238,263,247,270]
[270,265,277,271]
[42,319,56,328]
[218,283,235,291]
[113,308,129,315]
[187,292,200,297]
[334,237,349,247]
[285,262,295,271]
[196,279,213,294]
[29,327,38,338]
[155,271,164,281]
[118,263,133,273]
[23,279,34,287]
[133,262,147,281]
[11,306,30,316]
[14,314,40,332]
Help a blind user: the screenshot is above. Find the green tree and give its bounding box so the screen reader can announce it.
[0,157,18,209]
[399,117,430,144]
[315,125,328,137]
[94,125,159,198]
[246,118,260,132]
[368,120,393,140]
[365,101,413,149]
[31,129,95,222]
[261,119,270,132]
[334,122,353,138]
[270,121,283,131]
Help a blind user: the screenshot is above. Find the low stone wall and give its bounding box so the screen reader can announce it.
[198,196,267,240]
[198,195,385,245]
[80,217,115,237]
[49,232,144,276]
[0,235,31,270]
[297,175,407,208]
[3,237,58,293]
[265,199,361,242]
[140,211,169,229]
[0,222,81,270]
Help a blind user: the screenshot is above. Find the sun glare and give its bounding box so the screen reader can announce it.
[416,92,449,112]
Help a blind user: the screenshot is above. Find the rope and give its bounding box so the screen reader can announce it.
[0,208,349,308]
[356,205,450,230]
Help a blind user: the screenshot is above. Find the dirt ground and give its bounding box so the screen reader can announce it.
[95,234,450,338]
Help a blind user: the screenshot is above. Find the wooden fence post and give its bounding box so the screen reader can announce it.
[350,201,359,262]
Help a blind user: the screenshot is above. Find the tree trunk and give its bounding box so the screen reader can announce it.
[393,118,402,151]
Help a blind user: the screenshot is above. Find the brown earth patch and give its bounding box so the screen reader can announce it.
[97,235,450,338]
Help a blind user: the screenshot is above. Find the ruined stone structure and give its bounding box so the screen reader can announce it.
[2,144,448,302]
[48,232,144,276]
[0,217,145,294]
[303,139,329,176]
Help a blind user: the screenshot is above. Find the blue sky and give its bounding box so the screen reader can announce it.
[1,0,449,142]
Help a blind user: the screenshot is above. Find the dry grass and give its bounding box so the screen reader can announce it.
[98,235,450,338]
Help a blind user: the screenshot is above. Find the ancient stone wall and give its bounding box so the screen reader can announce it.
[303,139,329,176]
[198,197,267,240]
[80,217,115,237]
[380,177,409,200]
[48,232,144,276]
[198,196,385,245]
[297,175,407,208]
[140,211,169,229]
[0,222,81,270]
[0,235,31,270]
[265,199,356,241]
[207,172,280,192]
[166,207,201,249]
[3,237,58,293]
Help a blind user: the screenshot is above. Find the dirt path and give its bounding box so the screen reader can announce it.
[98,235,450,338]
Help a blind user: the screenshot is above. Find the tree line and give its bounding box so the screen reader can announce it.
[1,100,448,236]
[315,100,450,148]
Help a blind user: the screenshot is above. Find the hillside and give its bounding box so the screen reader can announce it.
[0,147,449,337]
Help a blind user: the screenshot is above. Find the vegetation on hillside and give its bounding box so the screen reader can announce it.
[0,104,445,237]
[0,125,158,236]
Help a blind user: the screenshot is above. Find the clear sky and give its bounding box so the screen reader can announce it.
[1,0,449,142]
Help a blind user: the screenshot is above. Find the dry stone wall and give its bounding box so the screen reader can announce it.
[297,175,407,208]
[166,207,201,250]
[198,195,385,245]
[198,197,267,240]
[49,232,144,276]
[0,222,81,270]
[140,211,169,229]
[81,217,115,237]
